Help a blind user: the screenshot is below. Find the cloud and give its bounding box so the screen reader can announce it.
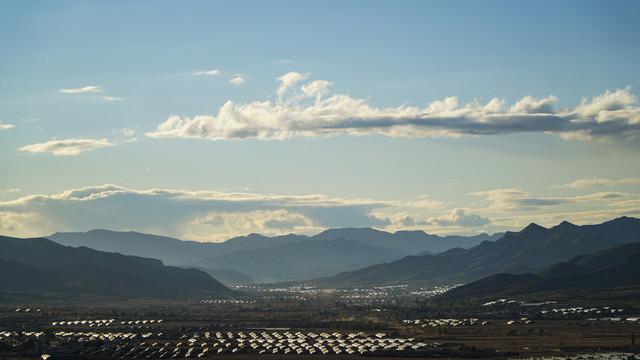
[103,96,123,101]
[146,73,640,142]
[406,196,446,209]
[0,185,394,240]
[2,184,637,241]
[229,75,246,85]
[471,188,632,211]
[121,128,136,137]
[277,71,309,96]
[0,122,15,130]
[191,69,221,76]
[427,208,491,227]
[194,209,313,231]
[552,177,640,188]
[509,95,557,114]
[59,86,101,94]
[18,138,115,156]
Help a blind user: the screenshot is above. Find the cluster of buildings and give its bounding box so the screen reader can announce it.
[403,318,488,327]
[52,319,163,327]
[0,328,435,358]
[199,299,256,304]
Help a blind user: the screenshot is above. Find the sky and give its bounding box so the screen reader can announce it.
[1,0,639,242]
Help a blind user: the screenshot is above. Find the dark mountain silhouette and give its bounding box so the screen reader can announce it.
[441,248,640,300]
[550,216,640,244]
[47,228,499,283]
[317,217,640,288]
[0,235,233,298]
[195,239,407,282]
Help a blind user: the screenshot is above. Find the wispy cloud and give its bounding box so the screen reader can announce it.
[191,69,221,76]
[102,96,123,101]
[146,73,640,142]
[59,86,102,94]
[552,177,640,188]
[19,138,115,156]
[121,128,136,137]
[0,122,15,130]
[229,75,246,85]
[471,188,632,211]
[121,128,138,143]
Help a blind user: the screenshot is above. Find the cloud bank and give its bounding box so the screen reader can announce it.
[0,185,395,241]
[1,184,637,241]
[19,138,115,156]
[146,73,640,142]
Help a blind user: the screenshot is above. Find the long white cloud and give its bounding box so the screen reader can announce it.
[146,73,640,142]
[471,188,632,211]
[19,138,115,156]
[552,177,640,189]
[0,122,15,130]
[191,69,220,76]
[59,86,102,94]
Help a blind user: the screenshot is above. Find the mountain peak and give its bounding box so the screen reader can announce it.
[551,220,578,231]
[521,222,548,233]
[606,216,639,225]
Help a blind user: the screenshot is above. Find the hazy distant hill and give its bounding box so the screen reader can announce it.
[47,227,499,283]
[192,268,255,286]
[195,239,407,282]
[0,235,233,298]
[441,240,640,299]
[311,228,502,255]
[317,217,640,288]
[47,229,308,266]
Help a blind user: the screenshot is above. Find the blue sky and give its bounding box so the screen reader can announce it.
[1,0,639,241]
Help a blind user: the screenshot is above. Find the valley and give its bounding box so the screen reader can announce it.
[1,217,640,359]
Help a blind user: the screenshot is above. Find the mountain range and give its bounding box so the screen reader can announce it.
[47,228,501,283]
[5,216,639,299]
[0,235,232,298]
[441,240,640,300]
[316,217,640,288]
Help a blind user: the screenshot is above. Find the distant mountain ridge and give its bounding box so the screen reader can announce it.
[0,235,233,298]
[316,217,640,288]
[47,227,500,283]
[441,240,640,299]
[194,238,407,282]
